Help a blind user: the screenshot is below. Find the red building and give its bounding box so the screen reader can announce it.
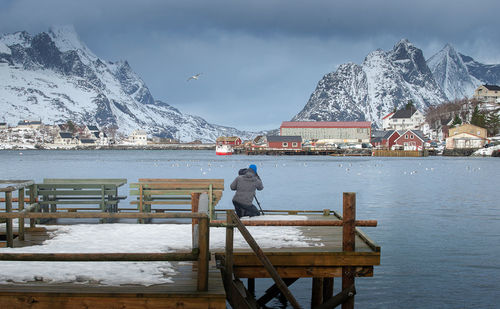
[266,135,302,149]
[393,130,426,150]
[216,136,242,146]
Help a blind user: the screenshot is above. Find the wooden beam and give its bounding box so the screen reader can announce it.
[231,212,302,309]
[342,192,356,309]
[18,188,25,241]
[210,219,377,227]
[197,216,209,291]
[311,278,324,307]
[257,278,298,306]
[225,210,234,288]
[233,266,373,278]
[0,252,198,262]
[323,278,334,303]
[314,284,356,309]
[0,212,209,219]
[229,252,380,267]
[5,191,13,248]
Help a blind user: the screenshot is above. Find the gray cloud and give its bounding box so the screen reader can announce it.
[1,0,500,130]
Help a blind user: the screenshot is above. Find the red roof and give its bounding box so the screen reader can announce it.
[280,121,371,129]
[382,112,394,120]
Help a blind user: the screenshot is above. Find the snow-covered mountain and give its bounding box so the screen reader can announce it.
[0,26,256,142]
[294,39,500,128]
[293,40,447,127]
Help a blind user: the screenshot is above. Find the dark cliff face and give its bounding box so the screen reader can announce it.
[29,33,63,70]
[113,61,155,106]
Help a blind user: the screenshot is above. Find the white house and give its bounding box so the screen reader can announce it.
[383,108,426,131]
[129,130,148,145]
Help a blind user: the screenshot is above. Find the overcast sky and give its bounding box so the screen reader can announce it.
[1,0,500,131]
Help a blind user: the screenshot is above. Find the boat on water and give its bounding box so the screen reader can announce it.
[216,144,233,155]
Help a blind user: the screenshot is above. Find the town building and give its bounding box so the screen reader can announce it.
[473,84,500,103]
[266,135,302,149]
[382,108,425,131]
[280,121,371,144]
[0,122,7,130]
[17,120,42,130]
[129,130,148,145]
[216,136,242,146]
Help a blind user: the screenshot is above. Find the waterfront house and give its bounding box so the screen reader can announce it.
[84,125,100,137]
[55,132,76,145]
[280,121,371,144]
[393,130,426,151]
[79,138,96,145]
[373,130,403,149]
[446,132,488,149]
[216,136,242,146]
[266,135,302,150]
[0,122,7,130]
[383,107,425,131]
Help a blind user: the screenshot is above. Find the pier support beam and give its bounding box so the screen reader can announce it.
[311,277,324,307]
[342,192,356,309]
[323,278,334,303]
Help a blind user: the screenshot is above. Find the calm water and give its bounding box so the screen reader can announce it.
[1,150,499,308]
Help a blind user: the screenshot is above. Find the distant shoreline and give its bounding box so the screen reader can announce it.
[0,144,216,151]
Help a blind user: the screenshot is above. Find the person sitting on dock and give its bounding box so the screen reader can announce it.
[230,164,263,218]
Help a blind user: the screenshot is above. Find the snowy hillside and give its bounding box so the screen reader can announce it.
[294,40,500,128]
[0,26,256,142]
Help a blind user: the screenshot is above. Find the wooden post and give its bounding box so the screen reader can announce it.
[18,188,25,241]
[138,184,144,224]
[342,192,356,309]
[323,209,330,216]
[248,278,255,296]
[208,184,213,220]
[5,191,13,248]
[323,278,334,303]
[191,193,200,249]
[197,215,209,291]
[225,210,234,287]
[29,184,36,228]
[231,212,302,309]
[311,277,324,307]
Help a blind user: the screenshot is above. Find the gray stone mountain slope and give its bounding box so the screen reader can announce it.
[294,40,500,128]
[0,26,256,142]
[426,43,500,101]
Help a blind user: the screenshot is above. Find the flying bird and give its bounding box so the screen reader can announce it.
[187,73,202,81]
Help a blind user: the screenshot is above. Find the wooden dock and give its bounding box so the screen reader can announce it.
[1,179,380,308]
[234,148,372,156]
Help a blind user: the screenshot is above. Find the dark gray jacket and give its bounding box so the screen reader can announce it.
[230,169,263,205]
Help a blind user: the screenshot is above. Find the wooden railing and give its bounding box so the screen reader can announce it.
[0,180,36,247]
[130,178,224,221]
[0,211,210,291]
